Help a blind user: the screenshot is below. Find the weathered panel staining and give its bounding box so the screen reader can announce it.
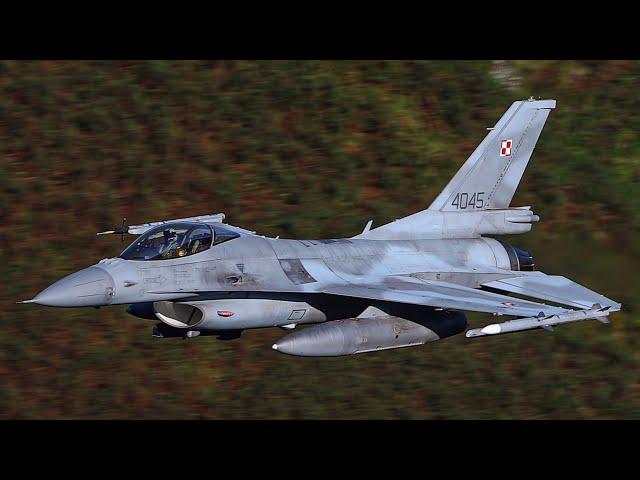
[140,267,172,291]
[24,98,623,358]
[279,258,317,285]
[409,271,516,289]
[200,265,218,287]
[318,239,352,244]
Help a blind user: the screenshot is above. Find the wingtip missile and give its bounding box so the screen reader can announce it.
[466,307,615,338]
[479,324,501,335]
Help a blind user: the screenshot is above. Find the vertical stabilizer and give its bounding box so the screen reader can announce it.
[428,99,555,211]
[356,99,556,240]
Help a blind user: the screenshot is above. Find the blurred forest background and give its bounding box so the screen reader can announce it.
[1,60,638,419]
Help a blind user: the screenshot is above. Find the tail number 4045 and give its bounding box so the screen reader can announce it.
[451,192,485,209]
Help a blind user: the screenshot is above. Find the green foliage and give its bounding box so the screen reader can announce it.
[1,60,639,418]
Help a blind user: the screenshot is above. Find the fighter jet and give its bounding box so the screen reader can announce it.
[20,98,621,356]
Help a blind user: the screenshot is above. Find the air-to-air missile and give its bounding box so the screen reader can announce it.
[465,304,613,338]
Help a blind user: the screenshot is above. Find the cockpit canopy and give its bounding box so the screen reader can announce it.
[119,222,239,261]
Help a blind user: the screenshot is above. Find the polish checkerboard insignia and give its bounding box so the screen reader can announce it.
[500,139,512,157]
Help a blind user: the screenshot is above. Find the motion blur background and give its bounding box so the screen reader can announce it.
[1,60,638,419]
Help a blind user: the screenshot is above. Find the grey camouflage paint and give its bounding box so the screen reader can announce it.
[22,99,622,355]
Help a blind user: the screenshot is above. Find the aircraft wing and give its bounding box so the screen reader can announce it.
[319,267,621,317]
[320,275,572,317]
[480,271,622,310]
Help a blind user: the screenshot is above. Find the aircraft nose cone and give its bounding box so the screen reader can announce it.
[31,267,115,307]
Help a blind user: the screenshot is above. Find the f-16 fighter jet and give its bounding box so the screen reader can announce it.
[21,99,621,356]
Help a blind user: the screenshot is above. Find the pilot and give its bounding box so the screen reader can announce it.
[190,239,201,254]
[162,229,175,246]
[160,229,180,258]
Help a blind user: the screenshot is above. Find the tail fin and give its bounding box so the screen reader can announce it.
[428,99,556,211]
[356,99,556,240]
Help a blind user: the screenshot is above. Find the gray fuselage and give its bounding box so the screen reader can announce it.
[67,235,513,331]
